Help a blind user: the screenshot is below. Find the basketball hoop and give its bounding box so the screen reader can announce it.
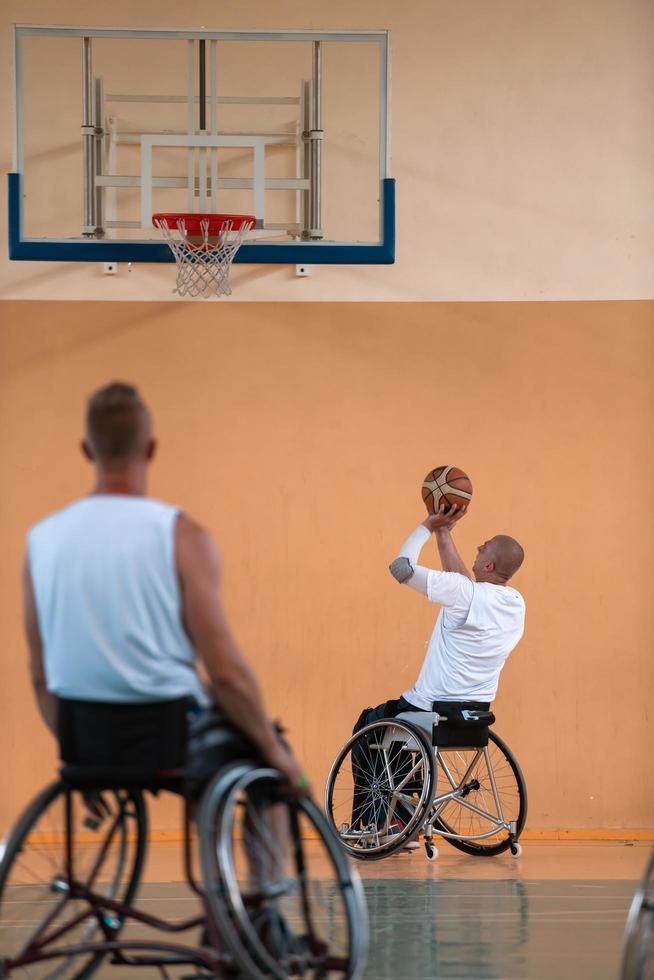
[153,213,255,298]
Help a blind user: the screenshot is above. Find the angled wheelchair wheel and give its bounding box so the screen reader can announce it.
[324,719,437,860]
[0,780,147,979]
[199,763,368,979]
[621,849,654,980]
[433,730,527,856]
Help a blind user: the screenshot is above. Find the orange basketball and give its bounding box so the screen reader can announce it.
[421,466,473,515]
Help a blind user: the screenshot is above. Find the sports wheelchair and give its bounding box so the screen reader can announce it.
[325,703,527,861]
[0,698,367,979]
[621,848,654,980]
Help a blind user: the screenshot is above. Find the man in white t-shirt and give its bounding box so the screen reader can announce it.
[353,502,526,744]
[350,504,525,840]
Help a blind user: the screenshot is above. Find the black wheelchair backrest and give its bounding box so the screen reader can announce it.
[57,696,189,775]
[432,701,495,748]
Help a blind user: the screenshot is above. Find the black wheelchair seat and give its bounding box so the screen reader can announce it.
[394,702,496,748]
[59,763,186,791]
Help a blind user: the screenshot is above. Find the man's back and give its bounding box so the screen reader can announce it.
[404,573,526,707]
[391,519,526,709]
[28,495,208,705]
[23,381,304,791]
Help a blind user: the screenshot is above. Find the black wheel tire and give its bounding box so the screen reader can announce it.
[0,780,148,979]
[621,849,654,980]
[435,730,527,857]
[199,763,369,980]
[325,719,437,861]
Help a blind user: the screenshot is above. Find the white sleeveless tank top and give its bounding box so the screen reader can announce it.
[28,496,210,705]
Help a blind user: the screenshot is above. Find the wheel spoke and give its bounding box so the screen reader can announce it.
[325,719,436,858]
[433,733,526,852]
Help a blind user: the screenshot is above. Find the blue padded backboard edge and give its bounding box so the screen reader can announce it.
[8,173,395,265]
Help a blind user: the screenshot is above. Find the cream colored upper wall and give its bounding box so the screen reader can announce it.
[1,0,653,301]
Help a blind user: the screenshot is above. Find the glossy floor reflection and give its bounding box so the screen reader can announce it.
[361,877,632,979]
[5,841,647,978]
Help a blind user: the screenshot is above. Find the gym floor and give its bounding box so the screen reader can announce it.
[87,840,646,979]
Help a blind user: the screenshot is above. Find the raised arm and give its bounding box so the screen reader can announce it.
[423,504,473,579]
[175,514,307,792]
[390,504,469,587]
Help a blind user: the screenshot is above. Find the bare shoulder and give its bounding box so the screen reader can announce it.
[175,512,221,577]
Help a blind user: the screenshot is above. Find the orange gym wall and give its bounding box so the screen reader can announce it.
[1,298,652,835]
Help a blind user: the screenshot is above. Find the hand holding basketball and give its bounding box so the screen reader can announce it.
[422,501,467,533]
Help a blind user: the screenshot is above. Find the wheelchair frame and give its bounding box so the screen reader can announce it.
[0,762,368,979]
[0,777,221,978]
[325,713,527,861]
[426,739,519,844]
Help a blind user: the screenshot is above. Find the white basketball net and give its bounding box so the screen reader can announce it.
[154,217,254,298]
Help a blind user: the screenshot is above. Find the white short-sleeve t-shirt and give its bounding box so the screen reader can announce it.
[401,542,526,709]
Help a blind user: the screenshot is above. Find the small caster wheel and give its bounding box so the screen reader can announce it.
[510,841,522,857]
[424,842,438,861]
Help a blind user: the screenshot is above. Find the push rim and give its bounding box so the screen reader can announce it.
[325,719,437,860]
[200,764,367,979]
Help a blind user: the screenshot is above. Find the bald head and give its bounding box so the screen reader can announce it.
[473,534,525,584]
[85,382,153,467]
[489,535,525,582]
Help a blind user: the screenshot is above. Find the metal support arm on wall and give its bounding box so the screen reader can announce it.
[303,41,323,240]
[82,37,104,236]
